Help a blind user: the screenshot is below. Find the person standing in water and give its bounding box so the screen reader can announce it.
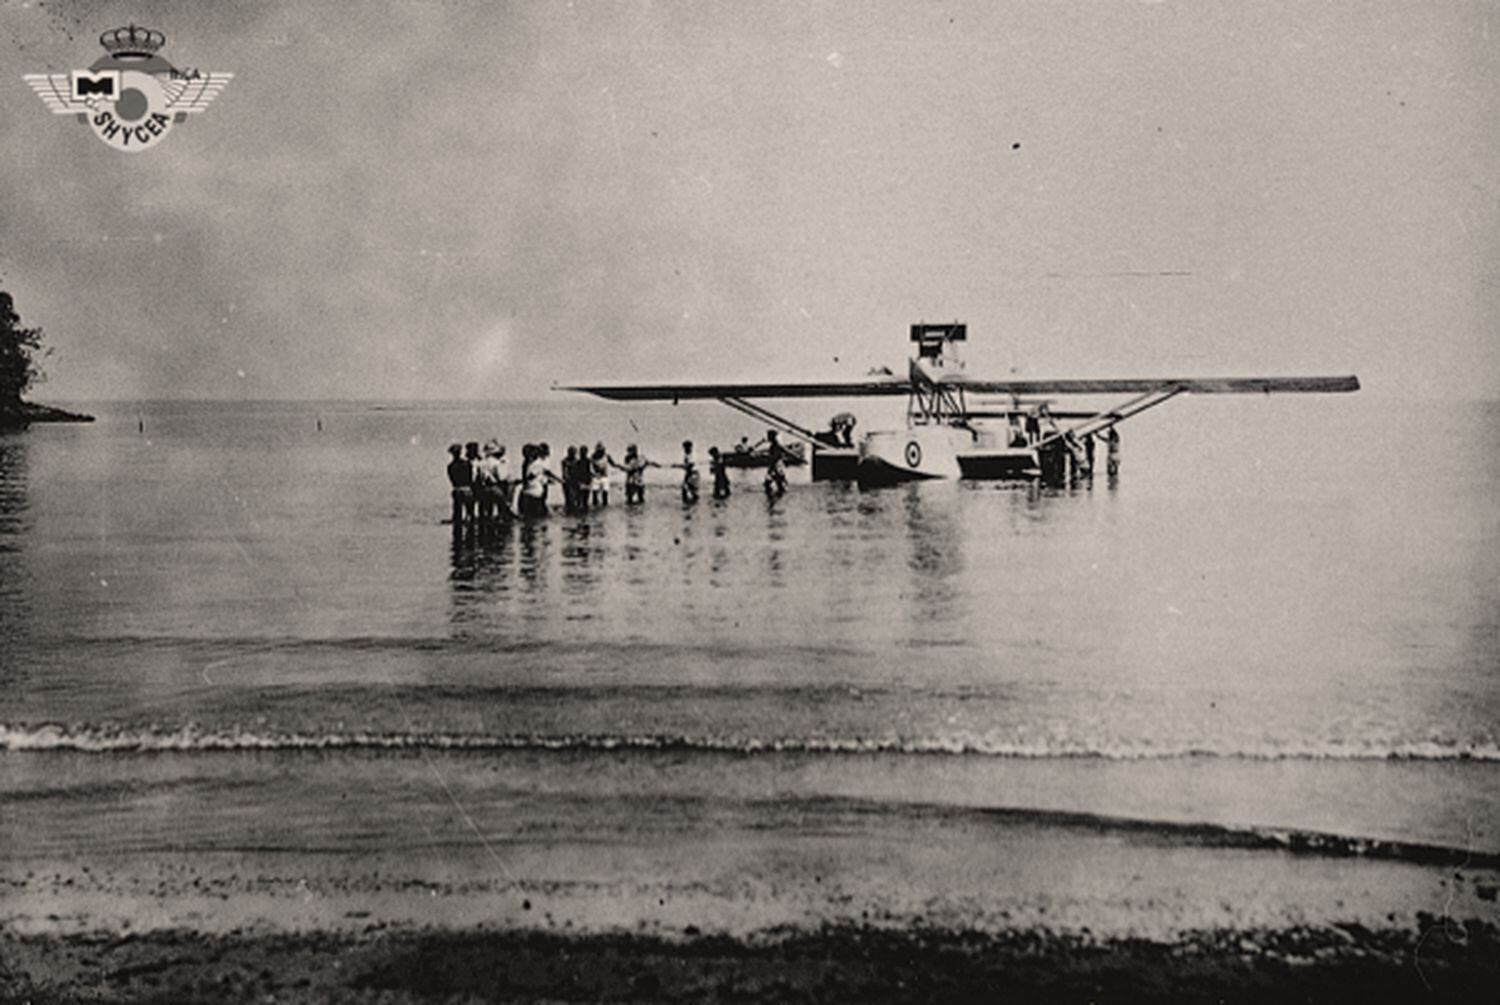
[518,443,561,518]
[561,446,580,513]
[708,446,731,499]
[492,444,513,516]
[571,443,593,513]
[475,440,506,524]
[538,443,559,509]
[762,430,791,498]
[446,443,475,529]
[589,443,612,508]
[675,440,701,504]
[614,444,657,505]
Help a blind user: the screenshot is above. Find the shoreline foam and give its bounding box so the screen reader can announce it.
[5,722,1498,762]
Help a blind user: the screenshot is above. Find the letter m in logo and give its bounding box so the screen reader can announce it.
[71,70,120,100]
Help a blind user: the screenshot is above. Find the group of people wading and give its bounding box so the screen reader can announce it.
[445,430,798,529]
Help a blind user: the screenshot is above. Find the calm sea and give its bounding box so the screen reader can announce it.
[2,395,1498,884]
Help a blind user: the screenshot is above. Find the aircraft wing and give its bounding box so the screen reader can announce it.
[559,379,912,401]
[942,375,1360,395]
[562,374,1358,400]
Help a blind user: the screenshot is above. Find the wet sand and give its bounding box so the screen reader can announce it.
[4,814,1498,1002]
[5,919,1498,1003]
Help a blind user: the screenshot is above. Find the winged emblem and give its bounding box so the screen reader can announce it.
[23,72,233,116]
[20,25,232,152]
[22,73,93,116]
[161,73,235,116]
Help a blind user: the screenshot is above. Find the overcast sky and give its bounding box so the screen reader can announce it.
[1,0,1494,401]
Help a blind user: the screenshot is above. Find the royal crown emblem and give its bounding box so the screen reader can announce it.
[98,25,168,58]
[22,24,232,153]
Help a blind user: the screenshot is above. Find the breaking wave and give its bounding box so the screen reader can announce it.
[957,805,1500,868]
[2,723,1497,762]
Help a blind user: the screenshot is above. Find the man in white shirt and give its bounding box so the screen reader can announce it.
[474,440,507,523]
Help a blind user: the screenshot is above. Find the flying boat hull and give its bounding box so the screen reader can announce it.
[858,425,1041,486]
[811,446,860,481]
[857,427,964,486]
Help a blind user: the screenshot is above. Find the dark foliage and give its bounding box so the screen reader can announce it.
[0,290,48,405]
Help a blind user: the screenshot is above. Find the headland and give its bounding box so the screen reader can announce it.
[0,400,94,429]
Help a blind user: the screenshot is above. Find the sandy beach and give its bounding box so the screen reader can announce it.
[5,798,1499,1002]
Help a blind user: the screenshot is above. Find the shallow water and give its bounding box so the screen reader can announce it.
[2,395,1498,887]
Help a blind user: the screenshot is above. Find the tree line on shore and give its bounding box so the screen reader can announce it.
[0,286,91,428]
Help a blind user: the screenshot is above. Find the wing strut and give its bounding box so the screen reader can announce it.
[718,397,821,448]
[1033,386,1186,451]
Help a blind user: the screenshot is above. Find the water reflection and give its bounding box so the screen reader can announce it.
[0,434,30,543]
[0,435,33,654]
[560,519,602,579]
[446,520,519,634]
[514,519,551,599]
[560,516,610,630]
[900,485,965,633]
[439,480,1103,648]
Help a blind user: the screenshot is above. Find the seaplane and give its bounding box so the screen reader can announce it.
[561,322,1359,487]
